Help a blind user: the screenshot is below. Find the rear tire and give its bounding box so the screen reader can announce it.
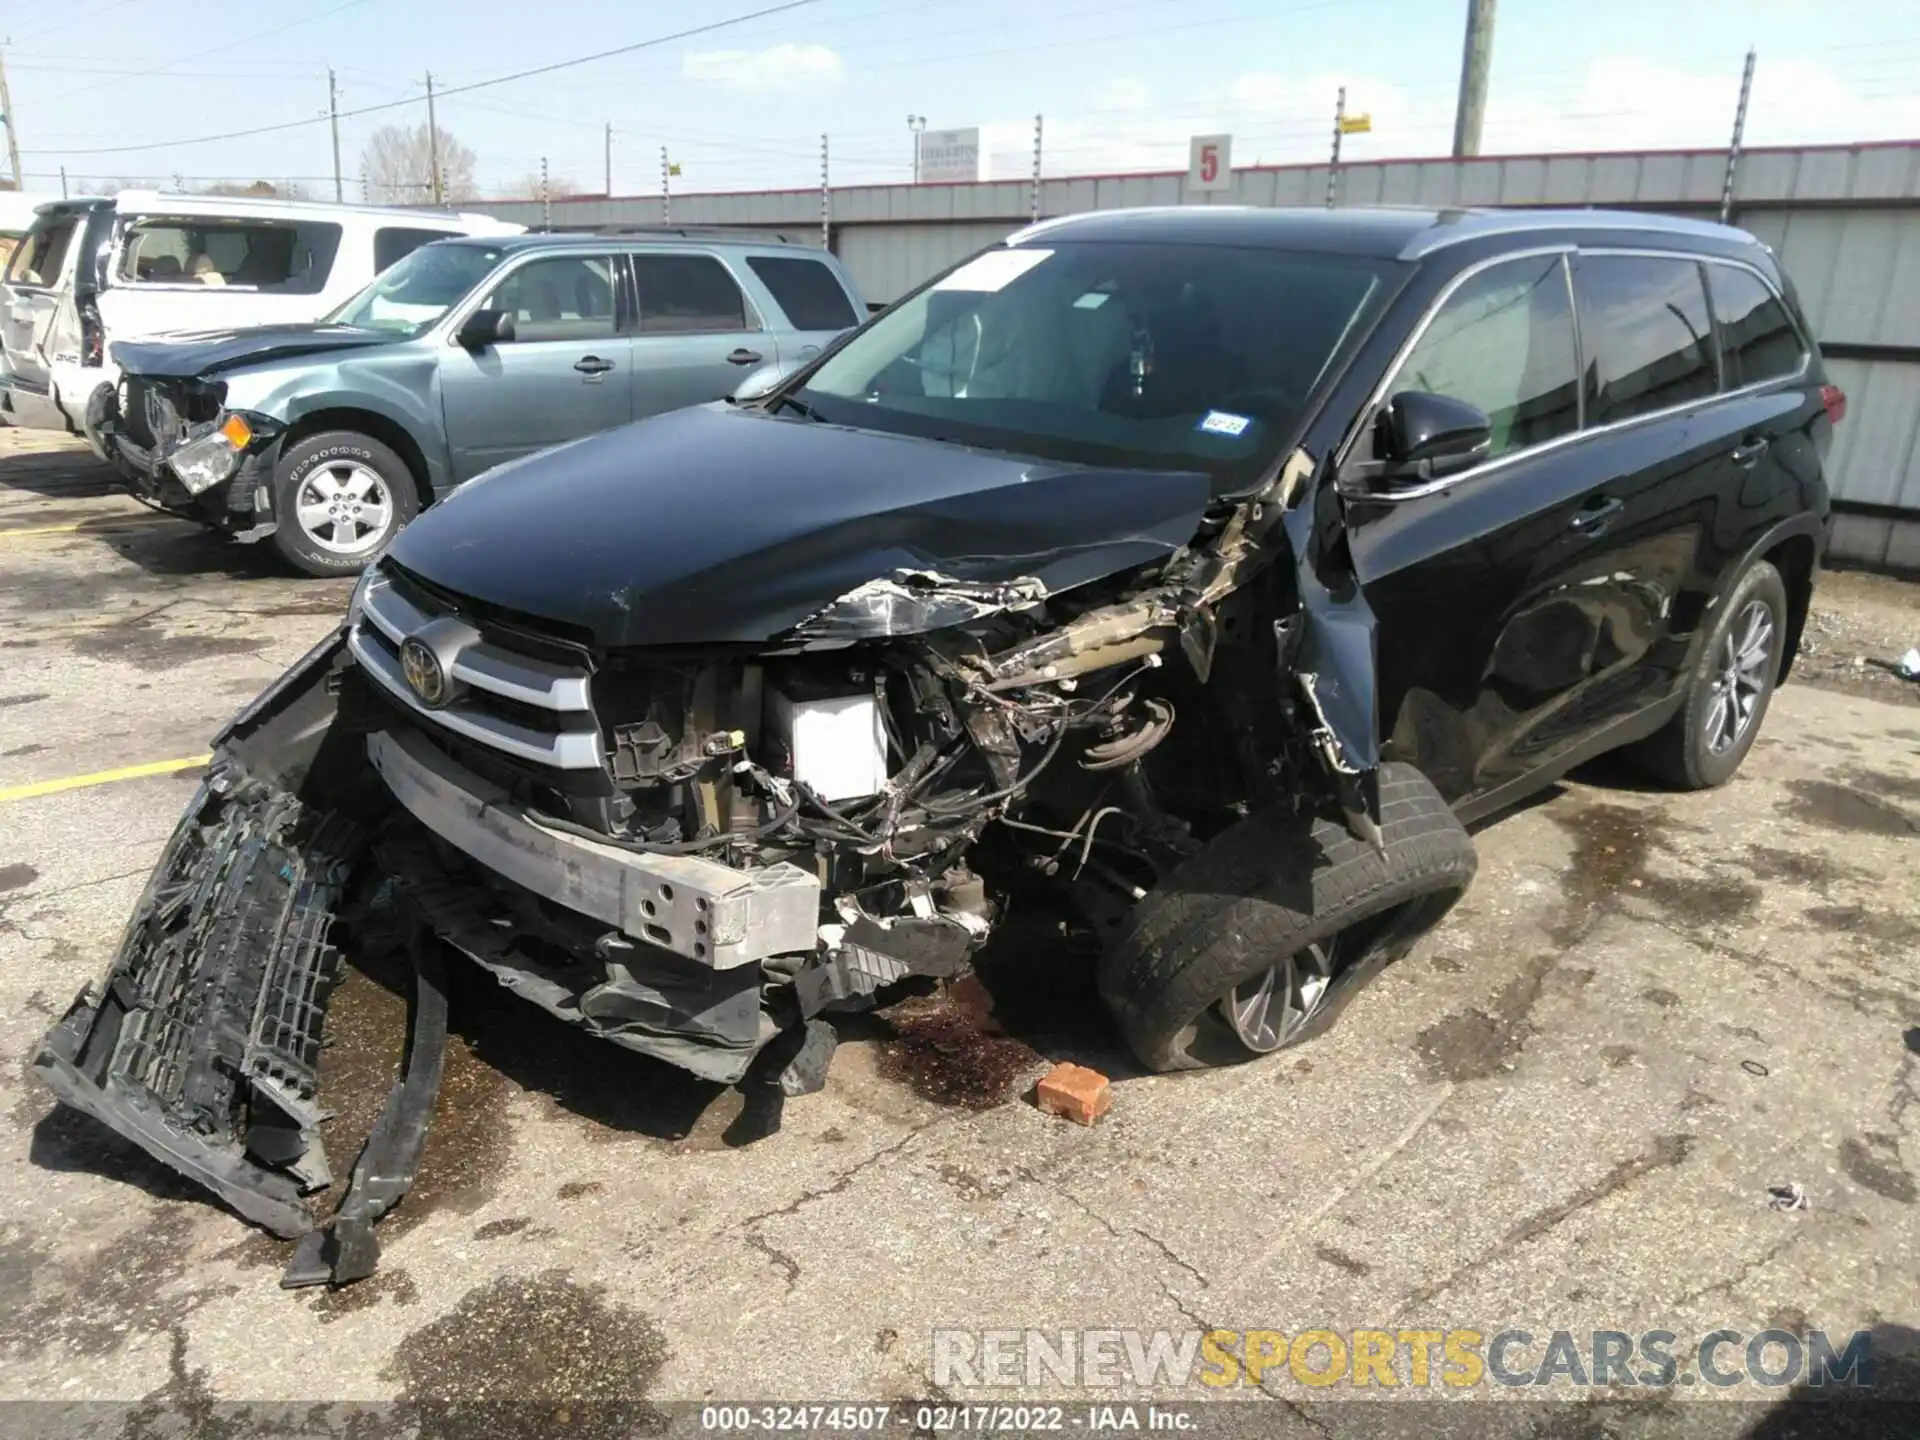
[1627,559,1786,790]
[270,430,419,577]
[1099,763,1477,1073]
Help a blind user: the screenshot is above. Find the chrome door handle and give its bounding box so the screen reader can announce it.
[1729,436,1770,467]
[574,356,616,376]
[726,348,764,366]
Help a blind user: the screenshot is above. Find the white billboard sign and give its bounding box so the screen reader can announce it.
[1187,133,1233,192]
[919,127,981,183]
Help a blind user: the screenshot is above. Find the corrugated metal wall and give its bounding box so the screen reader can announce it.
[1740,207,1920,568]
[477,142,1920,567]
[833,222,1019,306]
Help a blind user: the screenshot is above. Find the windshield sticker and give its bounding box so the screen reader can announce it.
[1197,410,1253,437]
[1072,291,1111,309]
[933,248,1054,293]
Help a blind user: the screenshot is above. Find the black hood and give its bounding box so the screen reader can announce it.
[387,404,1215,648]
[110,324,396,378]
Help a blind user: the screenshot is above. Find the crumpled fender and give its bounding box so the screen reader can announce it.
[1281,472,1384,841]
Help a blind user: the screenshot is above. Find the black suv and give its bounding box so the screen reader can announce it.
[38,207,1838,1285]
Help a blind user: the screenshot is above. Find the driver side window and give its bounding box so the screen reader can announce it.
[1395,254,1579,460]
[482,255,617,343]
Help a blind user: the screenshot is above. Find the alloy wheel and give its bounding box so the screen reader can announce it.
[295,462,394,556]
[1218,939,1338,1053]
[1702,599,1774,756]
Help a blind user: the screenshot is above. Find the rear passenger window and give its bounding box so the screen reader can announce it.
[746,255,857,331]
[484,255,617,342]
[633,254,751,334]
[112,218,343,294]
[374,227,455,273]
[5,215,78,287]
[1392,253,1579,458]
[1708,264,1803,389]
[1575,255,1716,425]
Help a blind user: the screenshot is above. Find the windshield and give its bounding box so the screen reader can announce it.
[799,240,1395,486]
[328,241,507,337]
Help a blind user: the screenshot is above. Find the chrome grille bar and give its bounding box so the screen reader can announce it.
[348,570,603,771]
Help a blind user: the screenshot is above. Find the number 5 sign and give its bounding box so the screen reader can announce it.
[1187,133,1233,192]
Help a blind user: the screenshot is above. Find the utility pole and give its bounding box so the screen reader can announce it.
[907,114,926,183]
[604,122,613,198]
[1327,86,1346,209]
[1450,0,1496,158]
[1030,114,1043,223]
[1719,48,1757,224]
[0,48,21,191]
[820,134,830,250]
[425,71,442,205]
[59,166,67,198]
[661,146,671,225]
[328,69,344,203]
[540,157,551,229]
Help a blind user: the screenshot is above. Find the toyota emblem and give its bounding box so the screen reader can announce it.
[399,637,448,708]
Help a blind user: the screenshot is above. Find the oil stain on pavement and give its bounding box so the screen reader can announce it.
[874,992,1047,1110]
[316,964,519,1236]
[1780,779,1920,838]
[390,1271,668,1439]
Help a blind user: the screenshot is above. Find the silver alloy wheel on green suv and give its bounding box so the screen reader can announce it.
[271,430,419,577]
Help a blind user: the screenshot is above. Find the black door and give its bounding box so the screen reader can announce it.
[1345,247,1730,807]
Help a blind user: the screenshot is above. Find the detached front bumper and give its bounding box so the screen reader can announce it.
[32,641,954,1280]
[34,769,360,1239]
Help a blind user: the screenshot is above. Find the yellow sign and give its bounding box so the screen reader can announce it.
[667,161,683,176]
[1339,113,1373,134]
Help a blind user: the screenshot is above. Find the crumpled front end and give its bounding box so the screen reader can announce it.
[89,373,284,538]
[35,444,1389,1286]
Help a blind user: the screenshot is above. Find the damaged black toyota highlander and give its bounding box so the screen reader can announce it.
[36,207,1837,1286]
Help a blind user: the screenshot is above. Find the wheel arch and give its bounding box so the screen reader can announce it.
[280,408,435,513]
[1760,528,1818,685]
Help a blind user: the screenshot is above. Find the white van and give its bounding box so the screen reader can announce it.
[0,190,521,439]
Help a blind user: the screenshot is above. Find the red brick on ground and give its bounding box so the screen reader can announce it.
[1035,1062,1112,1126]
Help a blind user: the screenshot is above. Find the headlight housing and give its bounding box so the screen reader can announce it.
[167,413,255,495]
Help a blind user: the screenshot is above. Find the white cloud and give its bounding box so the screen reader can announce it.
[682,43,843,91]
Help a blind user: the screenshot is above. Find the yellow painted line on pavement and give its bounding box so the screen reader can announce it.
[0,754,211,804]
[0,517,167,539]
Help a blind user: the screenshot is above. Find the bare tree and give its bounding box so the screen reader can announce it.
[358,123,478,206]
[507,171,579,201]
[197,180,308,200]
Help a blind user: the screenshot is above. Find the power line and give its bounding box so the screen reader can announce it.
[24,0,819,158]
[53,0,379,101]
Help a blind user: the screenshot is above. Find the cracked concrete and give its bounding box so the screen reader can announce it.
[0,428,1916,1417]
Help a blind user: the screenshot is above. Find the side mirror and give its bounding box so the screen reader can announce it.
[730,355,806,403]
[1374,391,1491,481]
[457,308,515,349]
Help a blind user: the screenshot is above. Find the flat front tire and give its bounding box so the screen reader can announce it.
[1099,763,1478,1073]
[270,430,419,577]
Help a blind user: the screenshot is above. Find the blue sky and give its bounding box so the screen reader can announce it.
[6,0,1916,200]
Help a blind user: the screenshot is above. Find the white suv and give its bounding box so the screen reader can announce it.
[0,190,520,442]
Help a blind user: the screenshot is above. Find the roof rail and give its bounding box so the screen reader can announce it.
[548,223,797,244]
